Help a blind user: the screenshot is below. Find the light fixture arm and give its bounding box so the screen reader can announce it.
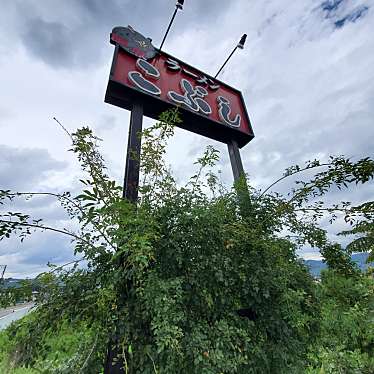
[159,0,185,52]
[214,34,247,79]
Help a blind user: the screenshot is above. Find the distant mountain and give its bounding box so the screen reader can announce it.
[1,278,24,288]
[3,254,373,284]
[1,278,38,289]
[305,253,372,278]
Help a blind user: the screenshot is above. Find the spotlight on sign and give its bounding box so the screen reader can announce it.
[176,0,184,10]
[237,34,247,49]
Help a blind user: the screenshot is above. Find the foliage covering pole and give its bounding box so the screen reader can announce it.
[1,123,374,371]
[104,101,144,373]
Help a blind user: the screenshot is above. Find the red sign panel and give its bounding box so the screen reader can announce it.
[105,27,254,148]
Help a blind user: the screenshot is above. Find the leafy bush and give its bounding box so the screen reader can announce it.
[0,109,373,372]
[306,270,374,373]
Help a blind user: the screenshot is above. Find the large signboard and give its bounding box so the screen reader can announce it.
[105,26,254,148]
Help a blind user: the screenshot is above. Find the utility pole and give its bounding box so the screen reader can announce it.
[0,264,7,284]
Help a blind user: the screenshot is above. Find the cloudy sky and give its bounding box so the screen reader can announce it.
[0,0,373,277]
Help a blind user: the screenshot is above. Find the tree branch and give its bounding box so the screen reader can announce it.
[5,191,117,251]
[259,163,331,198]
[79,334,98,373]
[0,219,95,249]
[54,117,115,204]
[53,117,73,141]
[49,258,86,274]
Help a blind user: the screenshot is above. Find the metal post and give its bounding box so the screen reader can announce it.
[228,139,251,217]
[104,342,123,373]
[215,47,238,79]
[215,34,247,79]
[159,8,178,52]
[228,139,245,182]
[123,100,144,202]
[159,0,184,53]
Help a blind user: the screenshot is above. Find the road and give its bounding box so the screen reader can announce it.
[0,303,34,331]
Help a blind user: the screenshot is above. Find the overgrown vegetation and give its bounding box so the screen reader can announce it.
[0,109,373,373]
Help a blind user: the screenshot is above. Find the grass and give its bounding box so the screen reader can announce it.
[0,311,99,373]
[0,330,37,373]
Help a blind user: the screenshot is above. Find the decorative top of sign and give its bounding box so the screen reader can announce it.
[111,26,157,60]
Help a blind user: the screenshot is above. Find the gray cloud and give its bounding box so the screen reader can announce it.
[21,18,74,68]
[0,145,67,190]
[2,0,225,69]
[19,234,73,266]
[0,232,75,278]
[96,114,118,133]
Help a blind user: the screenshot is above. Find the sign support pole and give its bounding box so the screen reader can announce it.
[104,100,144,374]
[228,139,251,217]
[228,139,245,182]
[123,99,144,202]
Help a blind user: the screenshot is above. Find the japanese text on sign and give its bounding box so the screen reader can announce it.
[128,58,242,128]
